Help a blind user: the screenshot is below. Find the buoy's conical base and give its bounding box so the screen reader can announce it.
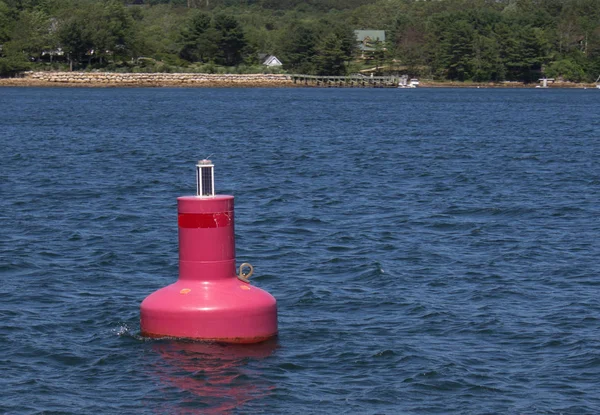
[140,278,278,344]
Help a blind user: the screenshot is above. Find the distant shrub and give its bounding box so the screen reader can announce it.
[546,59,585,83]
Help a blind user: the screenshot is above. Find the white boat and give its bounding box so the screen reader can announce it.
[398,75,419,88]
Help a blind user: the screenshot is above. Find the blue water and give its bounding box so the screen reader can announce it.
[1,87,599,414]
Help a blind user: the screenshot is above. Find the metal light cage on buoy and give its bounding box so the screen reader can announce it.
[196,159,215,197]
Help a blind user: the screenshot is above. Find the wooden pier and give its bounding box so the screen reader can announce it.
[290,74,399,88]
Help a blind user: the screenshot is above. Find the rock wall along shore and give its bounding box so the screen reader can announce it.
[1,72,295,87]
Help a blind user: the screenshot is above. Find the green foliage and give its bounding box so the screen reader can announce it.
[12,9,55,58]
[58,12,94,69]
[0,0,599,81]
[134,5,186,62]
[179,11,215,62]
[178,12,247,66]
[546,57,586,82]
[0,1,14,44]
[277,23,316,73]
[431,16,476,81]
[0,42,31,76]
[98,0,135,61]
[52,0,137,69]
[213,14,247,66]
[314,32,348,75]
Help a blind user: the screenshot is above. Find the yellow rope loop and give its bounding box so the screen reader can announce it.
[237,263,254,283]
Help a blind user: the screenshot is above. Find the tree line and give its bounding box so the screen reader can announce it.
[1,0,599,82]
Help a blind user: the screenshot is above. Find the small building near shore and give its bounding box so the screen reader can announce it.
[262,55,283,67]
[354,30,386,57]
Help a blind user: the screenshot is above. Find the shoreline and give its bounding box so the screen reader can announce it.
[419,80,598,89]
[0,71,597,89]
[0,72,299,88]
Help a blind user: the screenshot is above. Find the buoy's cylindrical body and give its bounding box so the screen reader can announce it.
[140,195,278,343]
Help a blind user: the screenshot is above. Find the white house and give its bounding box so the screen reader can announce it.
[262,55,283,67]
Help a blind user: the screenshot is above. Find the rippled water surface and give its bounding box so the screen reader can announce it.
[1,87,600,414]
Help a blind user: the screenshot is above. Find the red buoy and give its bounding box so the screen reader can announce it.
[140,160,278,343]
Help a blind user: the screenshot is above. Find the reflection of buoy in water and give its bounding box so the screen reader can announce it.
[140,160,278,343]
[150,339,277,414]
